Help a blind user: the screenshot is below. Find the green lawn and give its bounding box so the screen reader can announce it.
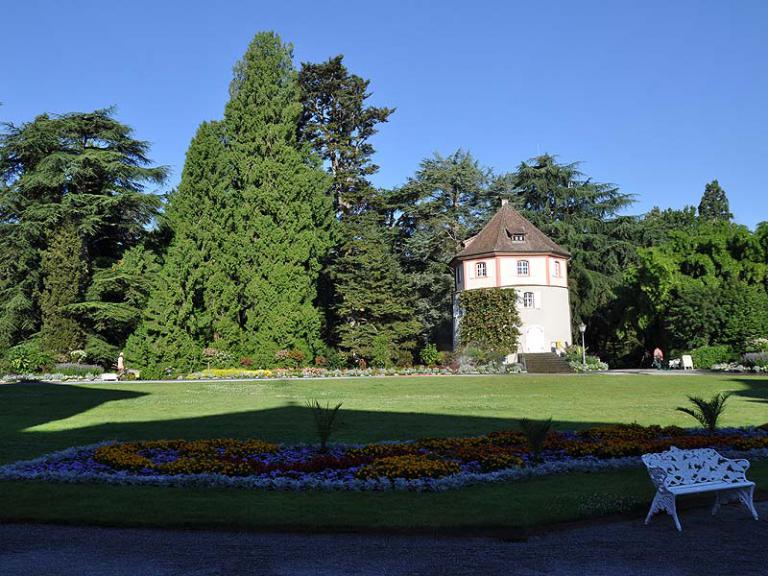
[1,374,767,532]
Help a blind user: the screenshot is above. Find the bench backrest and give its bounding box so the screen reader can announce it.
[641,446,747,488]
[681,355,694,369]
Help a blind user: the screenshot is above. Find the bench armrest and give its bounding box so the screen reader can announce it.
[645,466,669,490]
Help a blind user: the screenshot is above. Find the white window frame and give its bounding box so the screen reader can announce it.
[455,266,463,286]
[517,260,530,276]
[523,292,535,308]
[475,262,487,278]
[553,260,561,278]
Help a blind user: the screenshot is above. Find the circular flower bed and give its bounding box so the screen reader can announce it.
[2,423,767,491]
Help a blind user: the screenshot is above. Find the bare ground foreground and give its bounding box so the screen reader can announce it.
[1,502,766,576]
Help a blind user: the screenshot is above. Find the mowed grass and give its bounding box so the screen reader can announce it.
[1,373,767,532]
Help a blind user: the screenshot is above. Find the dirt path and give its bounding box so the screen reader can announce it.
[1,502,766,575]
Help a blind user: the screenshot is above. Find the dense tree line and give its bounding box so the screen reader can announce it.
[1,31,766,374]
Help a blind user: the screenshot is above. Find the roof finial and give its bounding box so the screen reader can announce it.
[501,198,508,207]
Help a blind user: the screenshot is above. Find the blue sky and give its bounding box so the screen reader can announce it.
[3,0,766,227]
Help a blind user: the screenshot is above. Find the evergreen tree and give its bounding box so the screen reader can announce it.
[330,212,421,363]
[299,55,394,214]
[500,154,635,333]
[0,110,166,356]
[698,179,732,221]
[388,150,491,345]
[224,32,334,365]
[69,244,161,366]
[129,32,335,372]
[39,223,87,355]
[298,54,418,353]
[125,120,233,372]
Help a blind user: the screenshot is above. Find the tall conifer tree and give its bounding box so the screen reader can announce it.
[224,32,334,364]
[698,179,732,221]
[125,121,231,372]
[39,223,87,355]
[129,32,334,371]
[299,55,420,359]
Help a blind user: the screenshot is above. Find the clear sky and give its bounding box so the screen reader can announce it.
[3,0,766,227]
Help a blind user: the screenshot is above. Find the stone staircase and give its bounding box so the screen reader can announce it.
[521,352,573,374]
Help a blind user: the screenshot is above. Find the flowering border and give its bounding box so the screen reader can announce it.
[2,442,767,492]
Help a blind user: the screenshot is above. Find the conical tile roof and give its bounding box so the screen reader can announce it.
[455,202,570,260]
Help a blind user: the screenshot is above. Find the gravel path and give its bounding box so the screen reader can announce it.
[1,502,766,575]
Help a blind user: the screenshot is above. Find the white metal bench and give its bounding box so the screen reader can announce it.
[642,446,759,531]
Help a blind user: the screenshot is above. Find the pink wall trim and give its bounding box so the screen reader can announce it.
[545,255,551,286]
[495,256,501,287]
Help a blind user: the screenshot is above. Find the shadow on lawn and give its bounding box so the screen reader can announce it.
[0,380,612,463]
[729,377,768,407]
[3,377,767,464]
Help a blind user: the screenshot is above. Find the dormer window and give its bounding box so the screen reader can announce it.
[475,262,487,278]
[506,228,526,242]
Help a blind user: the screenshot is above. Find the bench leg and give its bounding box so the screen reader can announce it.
[712,492,721,516]
[736,486,759,521]
[646,491,681,531]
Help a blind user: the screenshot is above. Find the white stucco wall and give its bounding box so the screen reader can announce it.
[452,254,572,352]
[515,285,572,352]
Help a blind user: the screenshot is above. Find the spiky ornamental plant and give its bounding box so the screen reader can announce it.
[306,399,343,453]
[675,392,732,432]
[518,417,553,462]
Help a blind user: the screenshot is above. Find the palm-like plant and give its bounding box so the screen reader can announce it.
[306,399,343,452]
[675,392,732,432]
[518,417,553,462]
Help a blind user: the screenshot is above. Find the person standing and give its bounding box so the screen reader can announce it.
[652,347,664,369]
[117,352,125,376]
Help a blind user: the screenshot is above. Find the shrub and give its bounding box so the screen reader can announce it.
[565,346,608,371]
[84,336,119,368]
[201,347,235,369]
[746,338,768,353]
[274,348,306,368]
[675,392,732,432]
[2,341,55,374]
[742,352,768,368]
[395,349,413,368]
[420,343,440,367]
[313,355,327,367]
[240,357,254,367]
[370,334,393,368]
[69,349,87,364]
[326,349,348,370]
[690,345,734,369]
[52,363,104,377]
